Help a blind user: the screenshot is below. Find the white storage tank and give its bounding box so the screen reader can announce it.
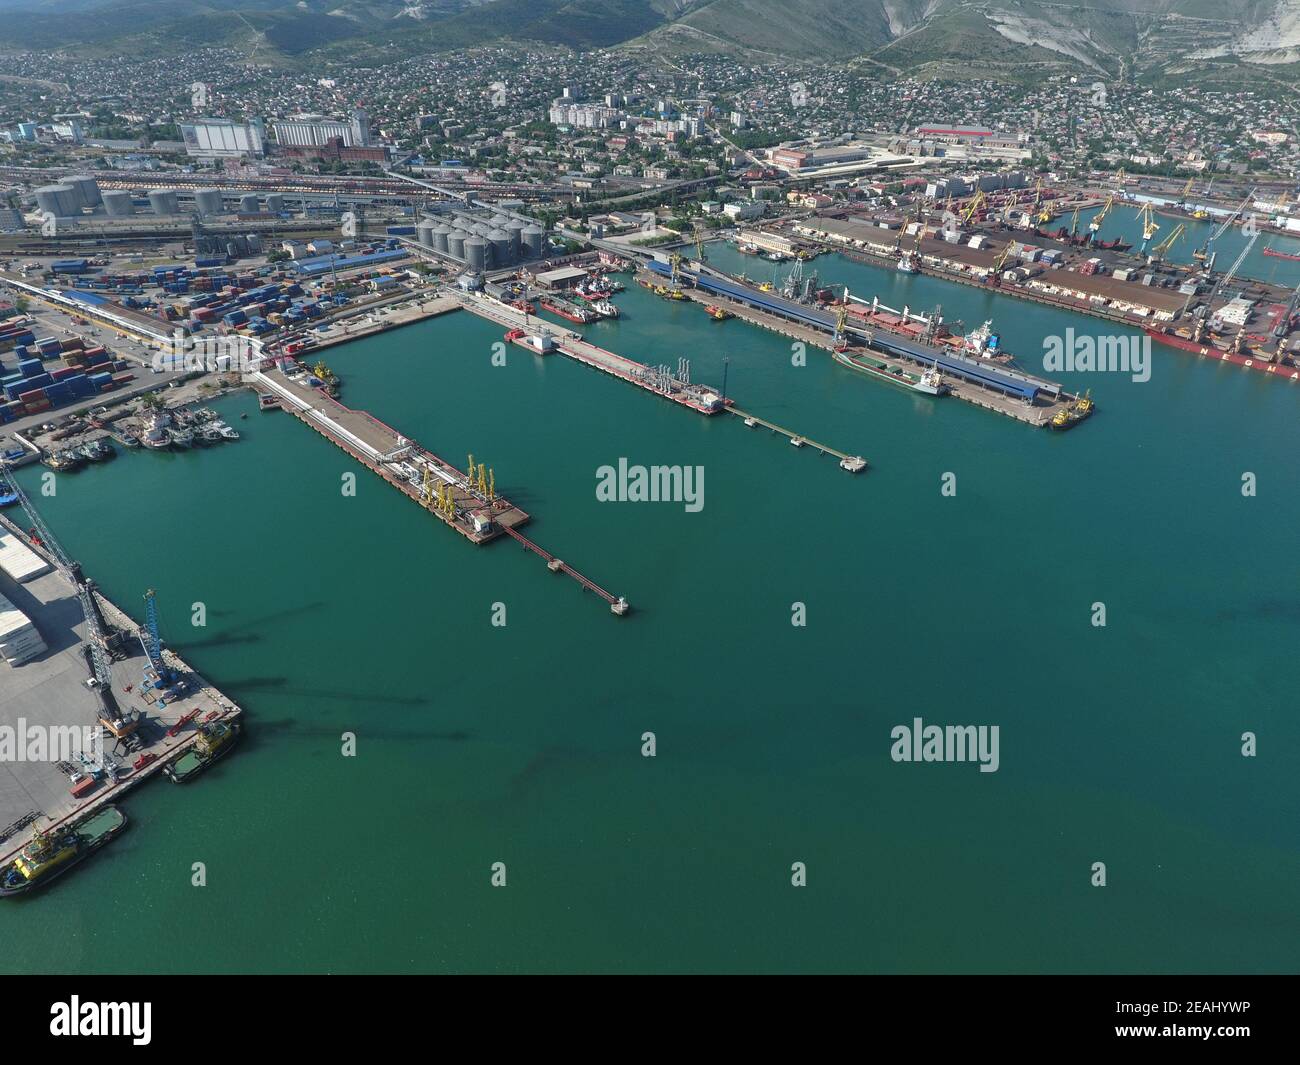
[464,236,488,273]
[522,225,545,258]
[446,231,467,260]
[34,184,80,218]
[66,175,102,208]
[149,188,180,215]
[194,189,224,217]
[101,190,135,217]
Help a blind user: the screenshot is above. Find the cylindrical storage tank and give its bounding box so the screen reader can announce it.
[415,220,437,248]
[194,189,224,217]
[464,236,487,273]
[505,220,525,261]
[264,193,284,214]
[101,190,135,217]
[490,214,510,228]
[446,231,467,260]
[430,225,450,254]
[488,229,511,267]
[522,225,545,258]
[239,193,260,214]
[149,189,180,215]
[35,184,79,218]
[66,176,102,207]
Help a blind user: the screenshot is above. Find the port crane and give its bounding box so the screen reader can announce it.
[1089,193,1114,236]
[1210,226,1260,304]
[1136,204,1160,251]
[1193,188,1256,273]
[1148,222,1185,262]
[1,472,141,746]
[140,588,178,689]
[960,191,985,226]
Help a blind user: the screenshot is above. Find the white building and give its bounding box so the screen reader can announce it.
[271,110,370,148]
[179,118,265,158]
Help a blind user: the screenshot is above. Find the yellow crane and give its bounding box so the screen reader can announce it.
[1089,192,1114,233]
[960,190,986,225]
[1137,203,1160,244]
[693,224,707,264]
[1149,222,1185,261]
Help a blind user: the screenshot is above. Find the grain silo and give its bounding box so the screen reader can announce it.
[430,225,450,255]
[464,236,488,273]
[487,229,512,267]
[416,219,438,248]
[522,225,545,258]
[239,194,261,214]
[194,189,224,217]
[149,189,180,216]
[446,231,467,261]
[35,184,80,218]
[505,220,525,261]
[101,190,135,217]
[264,193,285,214]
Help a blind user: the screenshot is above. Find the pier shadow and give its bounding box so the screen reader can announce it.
[219,675,431,709]
[169,602,327,652]
[248,716,471,744]
[1215,599,1300,625]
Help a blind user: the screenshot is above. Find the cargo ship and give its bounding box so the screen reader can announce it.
[1144,327,1300,379]
[539,295,598,324]
[0,806,128,897]
[1262,245,1300,262]
[833,348,948,395]
[163,719,240,783]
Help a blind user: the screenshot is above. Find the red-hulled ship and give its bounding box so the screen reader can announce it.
[1145,328,1300,379]
[1263,245,1300,262]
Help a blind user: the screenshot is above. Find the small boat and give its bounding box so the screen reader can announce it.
[213,421,239,441]
[1049,389,1095,431]
[258,394,281,411]
[591,299,620,319]
[78,439,115,462]
[141,428,171,450]
[704,304,732,321]
[199,427,224,445]
[0,479,18,507]
[42,449,84,471]
[118,432,141,448]
[170,427,195,449]
[0,807,128,897]
[163,719,241,783]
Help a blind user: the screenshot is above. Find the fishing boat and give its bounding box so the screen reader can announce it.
[0,478,18,507]
[591,299,620,319]
[0,807,128,897]
[78,439,115,462]
[213,421,239,441]
[199,426,224,445]
[118,431,140,449]
[897,251,918,273]
[141,427,171,450]
[833,348,948,395]
[163,720,241,783]
[169,426,195,449]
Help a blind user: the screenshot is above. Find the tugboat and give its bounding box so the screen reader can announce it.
[897,250,918,274]
[591,299,620,319]
[704,304,732,321]
[42,449,84,472]
[163,719,241,783]
[0,807,128,897]
[1050,389,1094,431]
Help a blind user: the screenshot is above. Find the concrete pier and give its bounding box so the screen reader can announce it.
[0,511,243,866]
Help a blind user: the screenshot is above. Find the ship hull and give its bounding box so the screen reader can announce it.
[1145,329,1300,379]
[0,808,128,898]
[833,350,944,394]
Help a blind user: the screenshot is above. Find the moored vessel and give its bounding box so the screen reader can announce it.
[0,806,128,897]
[163,719,241,783]
[833,348,948,395]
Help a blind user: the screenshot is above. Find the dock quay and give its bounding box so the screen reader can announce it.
[251,366,630,613]
[0,510,243,868]
[269,292,462,357]
[451,288,870,469]
[644,265,1074,429]
[447,288,728,415]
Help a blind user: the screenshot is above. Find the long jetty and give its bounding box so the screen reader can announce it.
[251,364,631,615]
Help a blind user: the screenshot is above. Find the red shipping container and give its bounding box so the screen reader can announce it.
[24,400,50,412]
[61,338,85,351]
[51,367,79,379]
[18,388,45,402]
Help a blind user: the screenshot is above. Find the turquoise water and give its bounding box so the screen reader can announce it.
[2,261,1297,973]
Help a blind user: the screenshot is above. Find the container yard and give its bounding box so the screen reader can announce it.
[0,315,136,425]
